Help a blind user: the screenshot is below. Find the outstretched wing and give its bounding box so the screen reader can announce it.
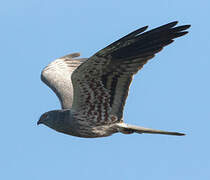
[71,21,190,124]
[41,53,87,109]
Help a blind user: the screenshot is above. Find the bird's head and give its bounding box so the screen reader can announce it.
[37,110,71,132]
[37,110,64,128]
[37,111,56,126]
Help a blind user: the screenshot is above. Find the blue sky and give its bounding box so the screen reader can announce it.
[1,0,209,179]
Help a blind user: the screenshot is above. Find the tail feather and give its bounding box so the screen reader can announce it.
[117,123,185,136]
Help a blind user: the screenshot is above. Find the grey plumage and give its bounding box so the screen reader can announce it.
[38,21,190,138]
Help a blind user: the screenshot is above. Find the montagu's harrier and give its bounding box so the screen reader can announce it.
[38,21,190,138]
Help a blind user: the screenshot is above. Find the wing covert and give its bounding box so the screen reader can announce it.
[71,21,190,122]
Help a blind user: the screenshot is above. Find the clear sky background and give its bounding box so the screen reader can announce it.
[1,0,209,179]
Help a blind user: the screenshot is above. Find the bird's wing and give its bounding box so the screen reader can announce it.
[71,21,190,124]
[41,53,88,109]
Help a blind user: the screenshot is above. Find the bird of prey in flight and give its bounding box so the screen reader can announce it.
[38,21,190,138]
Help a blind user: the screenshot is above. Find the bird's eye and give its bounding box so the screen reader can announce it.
[43,113,49,119]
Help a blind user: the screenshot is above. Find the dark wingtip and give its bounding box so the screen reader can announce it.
[185,24,191,29]
[161,21,179,29]
[140,25,149,32]
[169,21,179,26]
[96,21,191,59]
[174,132,186,136]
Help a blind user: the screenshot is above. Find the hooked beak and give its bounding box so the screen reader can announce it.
[37,119,41,125]
[37,118,42,125]
[37,114,45,125]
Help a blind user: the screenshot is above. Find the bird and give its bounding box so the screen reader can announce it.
[38,21,190,138]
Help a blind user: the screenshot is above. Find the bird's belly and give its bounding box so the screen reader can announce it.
[59,124,118,138]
